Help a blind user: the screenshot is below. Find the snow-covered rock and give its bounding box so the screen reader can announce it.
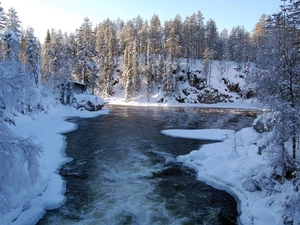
[72,93,104,111]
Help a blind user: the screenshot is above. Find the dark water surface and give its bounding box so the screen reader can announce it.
[37,105,256,225]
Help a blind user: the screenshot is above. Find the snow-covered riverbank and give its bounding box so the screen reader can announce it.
[4,100,277,225]
[162,127,284,225]
[3,105,108,225]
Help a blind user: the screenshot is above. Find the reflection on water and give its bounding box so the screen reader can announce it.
[38,105,256,225]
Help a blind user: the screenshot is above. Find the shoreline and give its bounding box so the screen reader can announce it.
[6,106,108,225]
[6,102,264,225]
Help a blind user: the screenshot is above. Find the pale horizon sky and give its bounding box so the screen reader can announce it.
[2,0,281,41]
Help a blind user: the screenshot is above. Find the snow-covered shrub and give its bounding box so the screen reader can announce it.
[0,121,43,215]
[0,61,41,116]
[253,112,279,133]
[241,170,277,194]
[72,93,104,111]
[3,30,19,61]
[283,164,300,224]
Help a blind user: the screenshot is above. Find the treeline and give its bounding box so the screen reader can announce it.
[0,4,267,102]
[40,12,264,100]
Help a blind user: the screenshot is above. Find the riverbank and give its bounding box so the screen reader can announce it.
[162,127,284,225]
[105,97,262,110]
[4,104,108,225]
[4,100,265,225]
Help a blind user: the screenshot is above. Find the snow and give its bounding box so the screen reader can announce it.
[162,127,285,225]
[2,97,284,225]
[3,104,108,225]
[161,129,234,141]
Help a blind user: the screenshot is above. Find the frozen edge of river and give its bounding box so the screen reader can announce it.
[5,105,109,225]
[162,128,284,225]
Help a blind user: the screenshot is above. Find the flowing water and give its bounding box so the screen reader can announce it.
[37,105,256,225]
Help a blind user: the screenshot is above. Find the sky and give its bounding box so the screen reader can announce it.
[2,0,282,40]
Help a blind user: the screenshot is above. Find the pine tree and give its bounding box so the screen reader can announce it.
[75,17,99,93]
[5,7,21,39]
[183,15,198,63]
[228,26,250,65]
[155,54,164,87]
[41,29,52,83]
[121,20,134,50]
[165,16,181,60]
[124,44,133,101]
[164,53,174,98]
[103,52,114,97]
[0,2,6,61]
[251,14,267,62]
[149,14,162,56]
[204,19,218,55]
[137,20,149,57]
[25,27,41,86]
[202,48,214,87]
[145,40,153,101]
[219,28,230,75]
[196,11,205,59]
[0,2,5,34]
[132,39,141,96]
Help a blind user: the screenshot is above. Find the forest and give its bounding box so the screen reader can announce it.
[1,0,300,224]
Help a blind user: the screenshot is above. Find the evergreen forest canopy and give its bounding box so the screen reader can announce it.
[1,0,300,224]
[41,11,256,100]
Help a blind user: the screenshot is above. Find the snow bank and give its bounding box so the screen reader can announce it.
[4,104,108,225]
[73,93,105,111]
[106,96,260,110]
[162,127,285,225]
[161,129,233,141]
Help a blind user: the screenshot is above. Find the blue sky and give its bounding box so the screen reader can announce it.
[2,0,281,40]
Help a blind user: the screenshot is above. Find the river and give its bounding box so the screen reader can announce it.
[37,105,256,225]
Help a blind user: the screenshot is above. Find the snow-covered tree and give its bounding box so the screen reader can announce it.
[165,15,181,60]
[202,48,214,88]
[164,53,173,97]
[155,54,164,86]
[0,120,42,215]
[24,27,41,86]
[41,29,52,83]
[0,2,5,33]
[103,52,114,97]
[124,44,133,101]
[75,17,99,93]
[132,39,141,96]
[3,30,19,62]
[137,19,148,57]
[145,40,153,101]
[204,19,218,54]
[5,7,21,40]
[195,11,206,59]
[0,2,6,61]
[254,2,300,222]
[228,26,250,65]
[149,14,162,55]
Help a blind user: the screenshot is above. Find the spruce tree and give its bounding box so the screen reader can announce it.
[75,17,99,93]
[202,48,214,88]
[145,40,153,101]
[164,53,173,98]
[25,27,41,86]
[132,39,141,96]
[5,7,21,39]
